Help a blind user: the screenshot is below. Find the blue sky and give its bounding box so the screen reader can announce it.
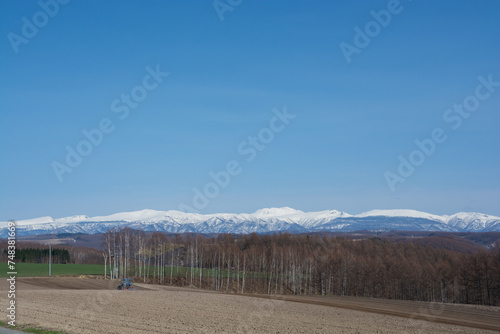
[1,0,499,220]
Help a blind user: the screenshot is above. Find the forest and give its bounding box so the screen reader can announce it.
[0,241,102,265]
[4,247,70,264]
[102,228,500,306]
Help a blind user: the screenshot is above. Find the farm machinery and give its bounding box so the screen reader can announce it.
[117,278,135,290]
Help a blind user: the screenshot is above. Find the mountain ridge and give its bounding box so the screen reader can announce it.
[1,208,499,237]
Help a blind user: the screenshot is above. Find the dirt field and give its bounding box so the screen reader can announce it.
[1,277,499,334]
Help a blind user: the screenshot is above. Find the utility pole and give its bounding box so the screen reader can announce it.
[49,243,51,277]
[103,253,107,280]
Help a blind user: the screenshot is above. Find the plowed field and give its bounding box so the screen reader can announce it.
[1,277,498,333]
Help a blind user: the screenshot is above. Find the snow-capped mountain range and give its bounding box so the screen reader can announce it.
[1,208,499,238]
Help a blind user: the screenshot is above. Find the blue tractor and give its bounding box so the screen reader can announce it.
[117,278,134,290]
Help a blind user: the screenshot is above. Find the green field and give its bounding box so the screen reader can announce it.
[0,263,104,277]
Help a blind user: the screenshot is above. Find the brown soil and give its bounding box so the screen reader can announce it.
[251,294,500,332]
[8,277,149,290]
[1,278,498,334]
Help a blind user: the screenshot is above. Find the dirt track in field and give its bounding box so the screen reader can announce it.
[1,277,498,333]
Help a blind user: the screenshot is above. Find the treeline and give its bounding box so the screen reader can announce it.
[103,228,500,306]
[7,248,70,264]
[0,241,102,264]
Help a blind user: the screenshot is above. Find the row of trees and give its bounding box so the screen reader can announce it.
[5,248,70,264]
[0,241,102,264]
[102,228,500,306]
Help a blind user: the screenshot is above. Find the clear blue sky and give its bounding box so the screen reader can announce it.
[1,0,499,220]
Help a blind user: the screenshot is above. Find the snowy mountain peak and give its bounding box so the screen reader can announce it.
[447,212,500,231]
[450,212,497,220]
[15,216,55,226]
[55,215,90,224]
[252,207,303,217]
[91,209,172,222]
[356,209,447,222]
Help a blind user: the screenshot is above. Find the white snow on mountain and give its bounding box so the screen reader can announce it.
[14,216,55,226]
[90,209,195,223]
[447,212,500,231]
[55,215,90,224]
[1,207,499,237]
[252,207,304,217]
[355,209,448,223]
